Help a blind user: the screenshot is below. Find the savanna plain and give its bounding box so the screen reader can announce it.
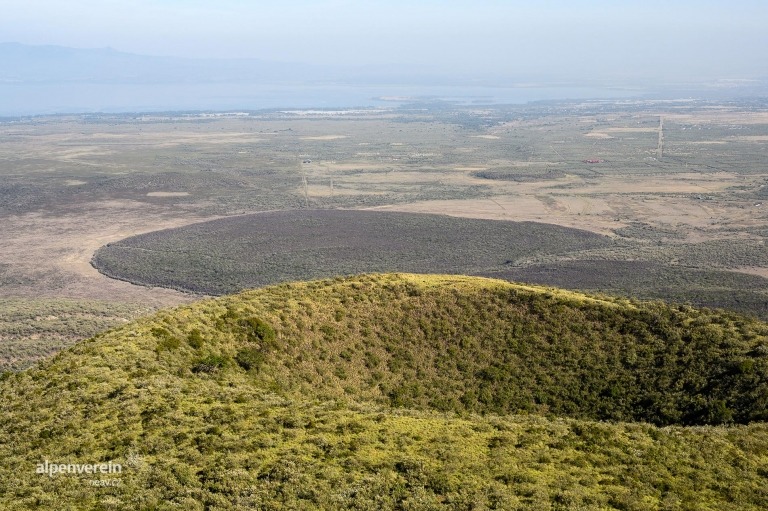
[3,100,768,370]
[2,99,768,510]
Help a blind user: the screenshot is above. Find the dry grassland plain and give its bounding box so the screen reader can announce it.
[1,100,768,368]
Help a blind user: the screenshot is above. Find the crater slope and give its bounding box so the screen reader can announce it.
[1,274,768,509]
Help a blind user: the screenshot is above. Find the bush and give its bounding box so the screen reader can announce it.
[187,329,204,349]
[192,354,228,373]
[152,326,181,352]
[235,347,265,372]
[240,317,276,347]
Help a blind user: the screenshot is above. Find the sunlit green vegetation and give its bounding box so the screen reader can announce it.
[2,274,767,509]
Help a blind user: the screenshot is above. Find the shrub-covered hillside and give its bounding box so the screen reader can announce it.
[1,274,768,510]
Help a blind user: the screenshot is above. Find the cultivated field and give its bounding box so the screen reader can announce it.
[2,99,768,367]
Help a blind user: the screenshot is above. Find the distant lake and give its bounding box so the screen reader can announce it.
[0,81,647,116]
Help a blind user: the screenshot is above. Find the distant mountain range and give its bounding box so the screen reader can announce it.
[0,42,322,84]
[0,42,482,114]
[0,42,451,86]
[1,42,765,115]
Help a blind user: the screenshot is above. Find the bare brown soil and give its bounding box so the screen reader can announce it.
[0,202,213,306]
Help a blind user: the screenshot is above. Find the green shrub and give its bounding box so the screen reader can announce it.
[187,329,205,349]
[235,347,265,372]
[152,326,181,352]
[192,354,228,373]
[240,317,276,346]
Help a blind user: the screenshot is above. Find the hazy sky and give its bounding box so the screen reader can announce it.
[3,0,767,80]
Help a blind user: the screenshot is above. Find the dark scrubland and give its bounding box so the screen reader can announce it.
[472,168,567,181]
[92,209,768,319]
[2,274,768,510]
[489,260,768,320]
[91,209,613,295]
